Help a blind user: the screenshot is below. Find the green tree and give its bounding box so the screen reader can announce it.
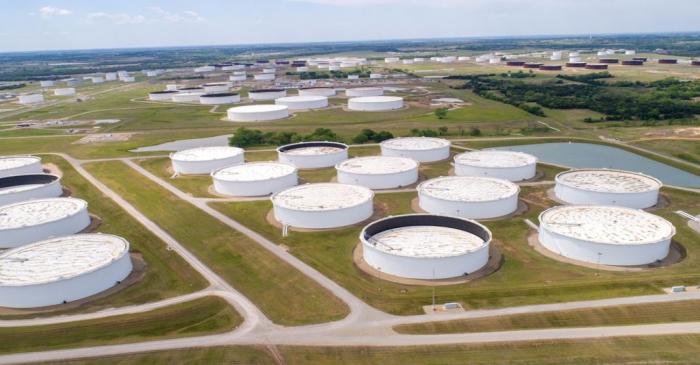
[434,107,448,119]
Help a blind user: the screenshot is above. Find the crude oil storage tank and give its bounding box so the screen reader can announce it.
[54,88,76,96]
[0,156,43,178]
[199,93,240,105]
[380,137,451,162]
[336,156,418,189]
[0,233,133,308]
[417,176,519,219]
[271,183,374,229]
[0,174,63,206]
[229,74,247,82]
[211,161,297,197]
[361,214,492,279]
[227,105,289,122]
[298,87,336,97]
[254,73,275,81]
[277,141,349,169]
[554,169,662,209]
[345,87,383,97]
[148,90,178,101]
[0,198,91,249]
[248,88,286,101]
[171,91,205,102]
[348,96,404,111]
[202,82,232,93]
[538,205,675,266]
[170,146,244,175]
[40,80,54,87]
[454,150,537,181]
[275,95,328,110]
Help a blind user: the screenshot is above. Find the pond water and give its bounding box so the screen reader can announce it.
[491,142,700,188]
[130,134,232,152]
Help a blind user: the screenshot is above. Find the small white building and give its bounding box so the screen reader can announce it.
[277,141,349,169]
[271,183,374,229]
[418,176,519,219]
[18,93,44,105]
[53,88,76,96]
[0,234,133,308]
[538,205,675,266]
[212,161,297,197]
[254,73,276,81]
[336,156,418,189]
[361,214,492,279]
[40,80,54,87]
[170,146,244,175]
[380,137,451,162]
[454,150,537,181]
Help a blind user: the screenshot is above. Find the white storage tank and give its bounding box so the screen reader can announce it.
[380,137,451,162]
[0,233,133,308]
[262,67,276,74]
[275,95,328,110]
[170,146,244,175]
[336,156,418,189]
[171,91,205,102]
[229,74,246,82]
[347,74,360,80]
[554,169,661,209]
[0,156,43,178]
[199,93,241,105]
[54,88,76,96]
[91,77,104,84]
[345,87,383,97]
[227,105,289,122]
[105,72,118,81]
[148,90,178,101]
[248,88,286,101]
[254,73,275,81]
[361,214,492,279]
[0,198,91,249]
[212,161,297,197]
[348,96,404,111]
[454,150,537,181]
[18,93,44,105]
[202,82,232,93]
[418,176,519,219]
[121,76,135,83]
[40,80,54,87]
[194,65,215,73]
[272,183,374,229]
[538,205,675,266]
[0,174,63,206]
[298,87,336,97]
[277,141,349,169]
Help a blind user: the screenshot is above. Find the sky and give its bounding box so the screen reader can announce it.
[1,0,699,52]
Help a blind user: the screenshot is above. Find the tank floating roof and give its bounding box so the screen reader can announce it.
[0,198,87,230]
[455,150,537,168]
[336,156,418,175]
[250,88,284,93]
[381,137,450,151]
[272,183,373,211]
[212,162,296,182]
[556,169,662,194]
[201,92,239,97]
[361,214,491,258]
[278,141,348,154]
[0,233,129,286]
[539,205,675,246]
[0,156,41,172]
[170,146,244,162]
[418,176,519,202]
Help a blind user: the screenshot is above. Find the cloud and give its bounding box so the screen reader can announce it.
[38,6,72,18]
[85,7,205,25]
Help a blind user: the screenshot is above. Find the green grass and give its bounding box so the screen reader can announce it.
[210,185,700,315]
[85,160,349,325]
[395,299,700,334]
[0,296,240,355]
[0,155,207,319]
[136,157,217,198]
[632,139,700,166]
[46,335,700,364]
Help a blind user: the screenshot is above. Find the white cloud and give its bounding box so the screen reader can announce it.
[85,7,205,25]
[38,6,72,18]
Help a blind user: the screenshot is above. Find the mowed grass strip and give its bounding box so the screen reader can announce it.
[136,157,216,198]
[85,160,349,325]
[394,299,700,334]
[0,155,207,320]
[44,335,700,365]
[0,296,240,355]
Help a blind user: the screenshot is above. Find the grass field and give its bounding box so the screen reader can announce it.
[0,296,240,355]
[632,139,700,165]
[0,155,207,319]
[210,184,700,315]
[395,299,700,334]
[85,160,349,325]
[47,335,700,364]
